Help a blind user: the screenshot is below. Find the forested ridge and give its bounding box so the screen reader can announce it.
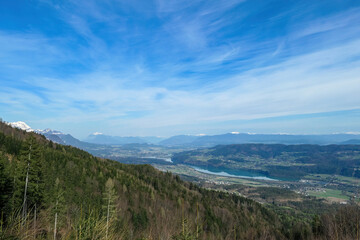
[172,144,360,179]
[1,121,360,239]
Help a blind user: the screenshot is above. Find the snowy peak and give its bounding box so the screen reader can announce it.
[195,133,207,136]
[7,121,62,137]
[36,128,63,135]
[91,132,103,136]
[33,128,65,144]
[8,121,34,132]
[5,121,100,149]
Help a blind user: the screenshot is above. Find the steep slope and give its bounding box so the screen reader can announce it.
[0,121,284,239]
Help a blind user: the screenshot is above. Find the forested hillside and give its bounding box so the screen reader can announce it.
[1,121,360,239]
[0,122,284,239]
[172,144,360,179]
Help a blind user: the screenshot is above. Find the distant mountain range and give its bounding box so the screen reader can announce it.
[86,132,164,145]
[158,135,199,146]
[341,139,360,144]
[6,121,360,148]
[38,129,99,149]
[180,132,360,147]
[6,121,98,149]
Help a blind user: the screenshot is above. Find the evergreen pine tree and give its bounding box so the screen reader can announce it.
[103,178,117,239]
[12,136,44,218]
[52,178,65,240]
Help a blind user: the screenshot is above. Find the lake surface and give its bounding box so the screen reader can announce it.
[190,165,279,181]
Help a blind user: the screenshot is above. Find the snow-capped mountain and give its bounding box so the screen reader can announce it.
[37,127,98,148]
[7,121,85,146]
[8,121,34,132]
[5,120,102,155]
[36,128,64,135]
[35,129,66,144]
[92,132,103,136]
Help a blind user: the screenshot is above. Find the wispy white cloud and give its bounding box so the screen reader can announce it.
[1,0,360,137]
[3,37,358,136]
[293,7,360,39]
[0,32,67,68]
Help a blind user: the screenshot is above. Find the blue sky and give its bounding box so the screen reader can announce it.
[1,0,360,138]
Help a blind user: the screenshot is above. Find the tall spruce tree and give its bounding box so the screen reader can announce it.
[103,178,117,239]
[12,136,44,217]
[52,178,65,240]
